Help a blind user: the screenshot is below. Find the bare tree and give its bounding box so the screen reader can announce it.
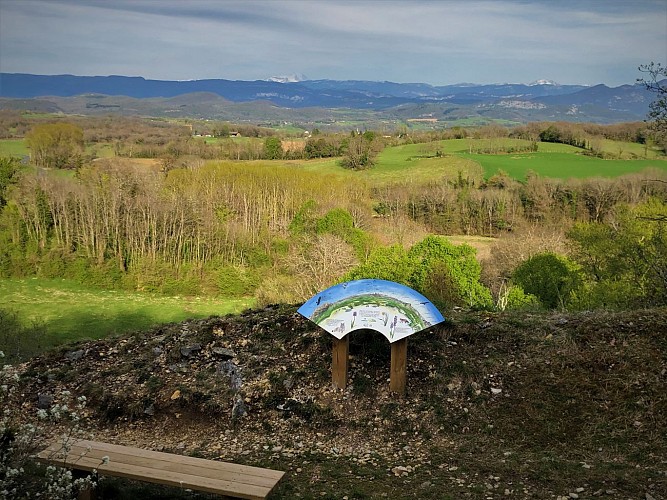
[638,63,667,149]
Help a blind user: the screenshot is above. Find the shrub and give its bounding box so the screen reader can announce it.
[315,208,374,260]
[512,252,582,309]
[345,236,493,310]
[345,245,416,286]
[0,363,97,499]
[288,200,318,236]
[216,266,259,297]
[408,236,493,309]
[316,208,354,235]
[496,284,540,311]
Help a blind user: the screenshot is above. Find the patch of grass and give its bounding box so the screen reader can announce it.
[291,138,666,185]
[0,138,29,157]
[0,277,253,348]
[464,150,667,180]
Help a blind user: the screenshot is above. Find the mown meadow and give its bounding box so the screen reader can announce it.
[0,278,252,359]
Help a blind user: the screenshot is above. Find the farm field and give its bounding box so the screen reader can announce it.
[0,278,254,347]
[462,151,667,180]
[0,138,116,160]
[304,152,482,185]
[293,138,667,185]
[0,138,29,157]
[5,133,666,185]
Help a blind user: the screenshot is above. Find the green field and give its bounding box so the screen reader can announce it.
[293,143,482,185]
[0,278,254,347]
[0,138,29,157]
[463,151,667,180]
[6,134,666,184]
[0,139,116,160]
[292,138,667,184]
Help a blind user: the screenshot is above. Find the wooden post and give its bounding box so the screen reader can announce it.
[390,338,408,396]
[331,335,349,389]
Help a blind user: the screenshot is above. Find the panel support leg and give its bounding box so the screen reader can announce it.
[390,338,407,396]
[332,335,349,389]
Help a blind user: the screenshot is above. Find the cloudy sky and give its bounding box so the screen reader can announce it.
[0,0,665,86]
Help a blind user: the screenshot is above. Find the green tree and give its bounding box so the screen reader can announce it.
[0,157,20,209]
[568,200,667,308]
[408,235,493,309]
[289,200,318,236]
[512,252,582,309]
[345,244,416,286]
[315,208,373,259]
[263,136,283,160]
[345,235,493,310]
[25,122,84,169]
[316,208,354,235]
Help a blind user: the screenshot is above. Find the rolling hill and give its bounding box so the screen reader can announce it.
[0,73,659,126]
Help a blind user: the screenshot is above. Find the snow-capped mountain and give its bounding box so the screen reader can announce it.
[267,74,308,83]
[529,79,559,86]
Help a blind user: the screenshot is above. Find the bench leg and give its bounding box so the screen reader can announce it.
[73,470,97,500]
[77,488,96,500]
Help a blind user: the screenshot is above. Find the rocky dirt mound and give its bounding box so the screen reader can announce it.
[9,305,667,499]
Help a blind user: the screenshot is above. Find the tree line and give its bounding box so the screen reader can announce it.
[4,113,662,173]
[372,169,667,237]
[1,150,665,310]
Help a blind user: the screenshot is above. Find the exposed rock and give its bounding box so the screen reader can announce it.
[37,393,53,409]
[218,359,242,392]
[64,349,85,362]
[180,344,201,358]
[231,396,247,420]
[212,347,236,359]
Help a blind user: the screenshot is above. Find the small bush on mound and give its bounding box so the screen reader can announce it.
[512,252,582,309]
[345,235,493,310]
[408,235,493,309]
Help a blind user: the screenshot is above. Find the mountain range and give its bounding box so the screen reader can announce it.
[0,73,657,127]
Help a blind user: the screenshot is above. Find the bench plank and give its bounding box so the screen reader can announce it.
[40,442,283,486]
[36,440,284,500]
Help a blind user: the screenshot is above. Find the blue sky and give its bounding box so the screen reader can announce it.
[0,0,665,86]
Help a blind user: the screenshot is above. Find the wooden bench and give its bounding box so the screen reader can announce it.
[36,439,284,499]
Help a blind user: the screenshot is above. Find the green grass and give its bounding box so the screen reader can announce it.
[0,139,117,161]
[433,138,667,180]
[292,138,666,185]
[597,138,664,159]
[293,143,482,185]
[0,138,29,157]
[462,151,667,180]
[0,278,254,347]
[87,142,115,158]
